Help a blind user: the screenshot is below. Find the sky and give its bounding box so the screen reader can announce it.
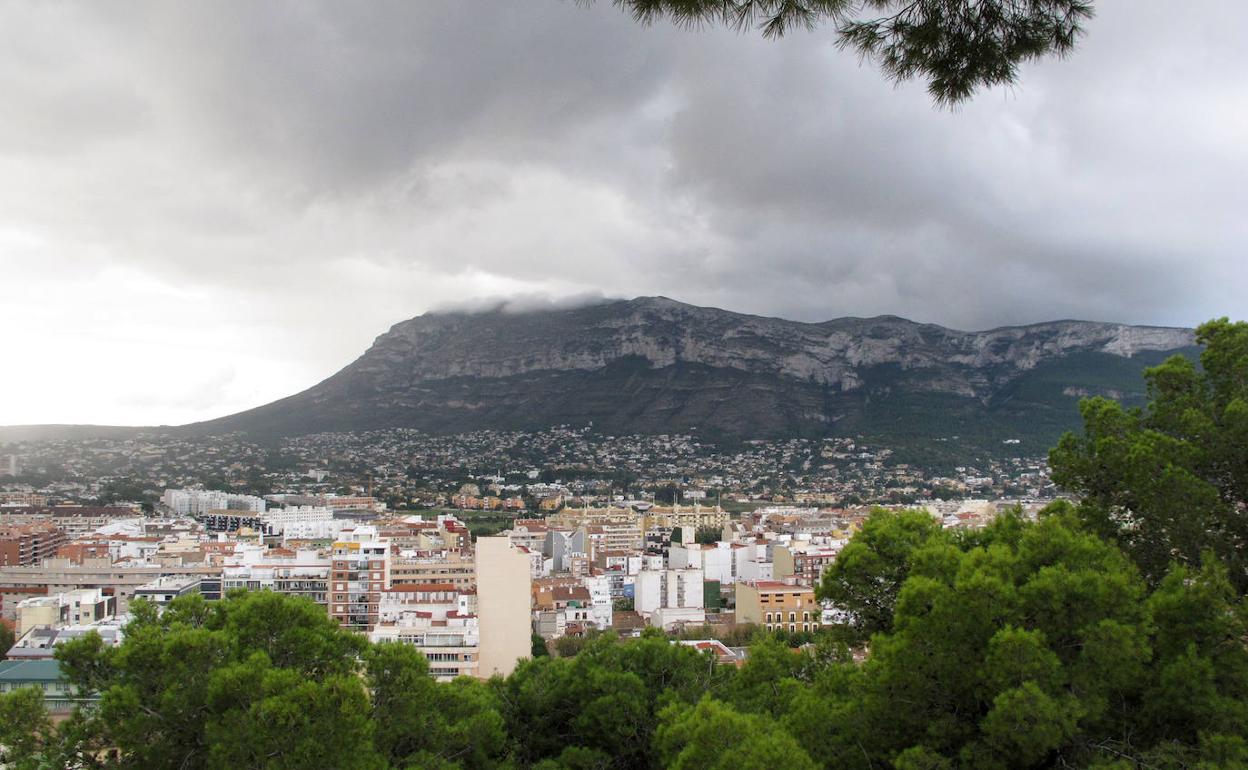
[3,1,1246,427]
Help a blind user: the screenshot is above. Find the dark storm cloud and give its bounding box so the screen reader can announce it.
[1,0,1246,424]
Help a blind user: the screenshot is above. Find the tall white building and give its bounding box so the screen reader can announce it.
[635,567,705,630]
[474,538,532,679]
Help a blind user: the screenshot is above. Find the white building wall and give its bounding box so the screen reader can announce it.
[635,570,663,616]
[475,538,532,679]
[636,568,703,617]
[738,559,774,583]
[703,546,735,584]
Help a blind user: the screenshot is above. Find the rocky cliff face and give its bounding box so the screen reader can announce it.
[192,297,1196,452]
[356,296,1191,394]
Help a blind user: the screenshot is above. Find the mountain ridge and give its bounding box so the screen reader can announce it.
[1,297,1198,459]
[182,297,1195,454]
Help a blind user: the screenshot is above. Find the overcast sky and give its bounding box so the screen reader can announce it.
[3,1,1246,427]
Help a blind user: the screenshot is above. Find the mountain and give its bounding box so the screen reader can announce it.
[181,296,1196,460]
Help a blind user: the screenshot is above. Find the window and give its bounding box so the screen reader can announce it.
[789,612,796,623]
[765,612,773,623]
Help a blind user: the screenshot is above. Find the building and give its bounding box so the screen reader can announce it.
[635,568,705,630]
[162,489,266,515]
[390,550,476,591]
[474,537,531,679]
[369,583,480,680]
[643,504,730,531]
[531,574,612,639]
[5,624,125,660]
[505,519,549,553]
[772,542,843,587]
[669,542,735,583]
[16,588,117,636]
[0,522,67,567]
[735,580,821,633]
[222,548,331,609]
[0,507,139,536]
[329,529,390,631]
[134,575,203,606]
[677,639,748,666]
[259,505,335,537]
[371,622,480,680]
[0,491,47,507]
[280,494,383,512]
[0,558,222,621]
[199,510,265,534]
[543,528,588,573]
[0,454,20,477]
[0,660,94,715]
[547,508,645,555]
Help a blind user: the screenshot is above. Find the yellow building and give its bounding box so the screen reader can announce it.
[642,504,730,531]
[735,580,821,633]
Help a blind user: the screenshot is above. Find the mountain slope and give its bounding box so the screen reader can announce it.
[185,297,1196,456]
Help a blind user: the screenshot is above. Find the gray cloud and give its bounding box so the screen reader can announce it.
[1,0,1245,424]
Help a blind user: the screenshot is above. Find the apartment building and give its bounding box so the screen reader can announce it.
[0,558,223,620]
[329,530,390,631]
[370,623,480,681]
[390,550,476,591]
[474,537,531,679]
[0,523,67,567]
[642,504,730,531]
[16,588,117,636]
[635,567,705,630]
[162,490,266,515]
[222,551,331,609]
[370,582,480,680]
[134,575,203,606]
[0,507,139,536]
[735,580,822,633]
[772,542,842,587]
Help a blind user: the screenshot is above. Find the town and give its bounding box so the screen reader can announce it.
[0,428,1055,713]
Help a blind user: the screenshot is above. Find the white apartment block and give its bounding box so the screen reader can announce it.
[474,538,532,679]
[635,567,705,630]
[162,489,266,516]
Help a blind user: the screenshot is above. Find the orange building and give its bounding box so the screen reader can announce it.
[0,524,67,567]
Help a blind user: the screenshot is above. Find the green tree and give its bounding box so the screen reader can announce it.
[784,512,1248,769]
[602,0,1094,104]
[366,642,506,769]
[693,525,721,545]
[495,630,731,767]
[55,591,380,770]
[816,507,946,639]
[1050,318,1248,590]
[0,687,54,770]
[0,622,14,655]
[531,633,551,658]
[655,697,819,770]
